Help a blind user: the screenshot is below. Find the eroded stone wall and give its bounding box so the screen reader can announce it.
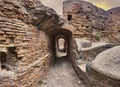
[63,0,106,40]
[0,0,120,86]
[63,0,120,43]
[0,0,63,86]
[105,7,120,43]
[63,0,120,87]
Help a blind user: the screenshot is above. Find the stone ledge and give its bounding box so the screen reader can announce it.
[89,46,120,80]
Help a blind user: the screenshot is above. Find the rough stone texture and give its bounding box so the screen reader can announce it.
[63,0,120,43]
[0,0,63,86]
[74,39,114,62]
[63,1,120,86]
[38,58,85,87]
[63,0,106,41]
[75,38,92,51]
[105,7,120,43]
[90,46,120,79]
[78,42,114,62]
[71,39,118,87]
[86,46,120,87]
[0,0,120,87]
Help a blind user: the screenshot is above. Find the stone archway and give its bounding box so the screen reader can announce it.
[55,35,69,58]
[47,29,72,60]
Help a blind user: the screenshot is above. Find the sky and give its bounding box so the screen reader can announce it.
[40,0,120,15]
[85,0,120,10]
[40,0,63,15]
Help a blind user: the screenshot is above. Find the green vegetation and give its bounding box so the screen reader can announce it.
[95,32,101,41]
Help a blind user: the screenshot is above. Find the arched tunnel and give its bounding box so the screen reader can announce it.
[42,29,84,87]
[47,29,72,61]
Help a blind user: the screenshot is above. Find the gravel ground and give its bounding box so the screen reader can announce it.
[38,58,85,87]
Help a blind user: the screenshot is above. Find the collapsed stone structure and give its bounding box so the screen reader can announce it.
[63,0,120,87]
[0,0,120,87]
[63,0,120,43]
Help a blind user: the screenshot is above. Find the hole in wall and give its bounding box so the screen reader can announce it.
[17,57,22,60]
[82,24,84,27]
[86,26,89,28]
[1,65,6,69]
[7,47,17,55]
[68,15,72,21]
[0,52,7,63]
[0,47,17,71]
[118,30,120,32]
[88,6,91,8]
[0,51,7,70]
[7,47,17,66]
[110,12,113,14]
[86,16,89,19]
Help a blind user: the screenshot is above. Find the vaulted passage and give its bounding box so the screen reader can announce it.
[40,29,85,87]
[47,29,72,60]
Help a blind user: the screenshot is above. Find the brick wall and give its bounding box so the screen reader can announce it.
[0,0,62,86]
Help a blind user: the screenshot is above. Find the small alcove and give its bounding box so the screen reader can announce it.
[68,15,72,21]
[0,51,8,70]
[0,47,17,71]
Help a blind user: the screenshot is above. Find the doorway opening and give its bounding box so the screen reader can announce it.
[56,37,67,58]
[47,29,72,60]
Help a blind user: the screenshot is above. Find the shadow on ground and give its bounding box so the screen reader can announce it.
[38,58,85,87]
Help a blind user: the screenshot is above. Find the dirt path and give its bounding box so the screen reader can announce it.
[38,58,85,87]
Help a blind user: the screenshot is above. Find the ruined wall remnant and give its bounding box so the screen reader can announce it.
[105,7,120,43]
[63,0,106,41]
[63,0,120,43]
[63,0,120,87]
[0,0,120,87]
[0,0,63,86]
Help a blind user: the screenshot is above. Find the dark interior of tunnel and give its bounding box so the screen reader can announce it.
[47,29,72,61]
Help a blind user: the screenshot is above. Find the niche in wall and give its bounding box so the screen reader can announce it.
[0,47,17,71]
[68,15,72,21]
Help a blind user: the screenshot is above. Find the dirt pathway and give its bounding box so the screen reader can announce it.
[38,58,85,87]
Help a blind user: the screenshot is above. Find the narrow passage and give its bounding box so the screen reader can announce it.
[38,58,85,87]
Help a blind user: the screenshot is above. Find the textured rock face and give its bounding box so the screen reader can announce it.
[86,46,120,87]
[0,0,63,86]
[63,1,120,87]
[90,46,120,79]
[0,0,120,87]
[63,0,120,43]
[63,0,106,40]
[105,7,120,43]
[75,40,114,62]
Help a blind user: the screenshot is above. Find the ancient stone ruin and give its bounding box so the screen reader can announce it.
[0,0,120,87]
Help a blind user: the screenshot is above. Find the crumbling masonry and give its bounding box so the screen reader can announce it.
[0,0,120,87]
